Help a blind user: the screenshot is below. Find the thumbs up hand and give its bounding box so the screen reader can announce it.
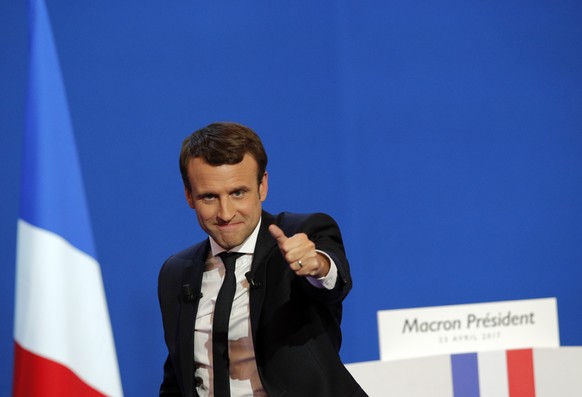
[268,224,330,278]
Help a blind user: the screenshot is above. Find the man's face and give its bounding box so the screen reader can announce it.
[185,154,268,250]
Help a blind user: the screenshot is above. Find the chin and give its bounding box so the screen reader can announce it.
[216,238,240,251]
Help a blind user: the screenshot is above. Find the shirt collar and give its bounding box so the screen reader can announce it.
[209,218,262,257]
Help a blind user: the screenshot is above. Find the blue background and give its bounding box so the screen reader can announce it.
[1,1,581,395]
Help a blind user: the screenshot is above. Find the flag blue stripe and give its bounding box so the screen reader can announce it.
[20,0,96,258]
[451,353,480,397]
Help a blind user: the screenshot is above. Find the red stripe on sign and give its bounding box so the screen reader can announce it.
[506,349,536,397]
[13,342,107,397]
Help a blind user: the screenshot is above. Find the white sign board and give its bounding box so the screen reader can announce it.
[378,298,559,361]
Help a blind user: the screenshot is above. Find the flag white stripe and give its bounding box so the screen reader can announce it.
[478,350,509,397]
[14,219,123,397]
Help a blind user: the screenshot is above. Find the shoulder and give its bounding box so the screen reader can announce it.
[159,240,208,279]
[168,240,208,261]
[268,211,340,236]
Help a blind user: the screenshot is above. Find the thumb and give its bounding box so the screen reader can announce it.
[268,224,288,245]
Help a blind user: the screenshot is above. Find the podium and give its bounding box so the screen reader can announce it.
[346,347,582,397]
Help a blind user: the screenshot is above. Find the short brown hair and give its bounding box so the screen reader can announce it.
[179,122,268,191]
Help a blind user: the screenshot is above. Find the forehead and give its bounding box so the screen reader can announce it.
[187,154,259,192]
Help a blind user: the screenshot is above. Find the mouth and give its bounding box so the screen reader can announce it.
[216,222,243,232]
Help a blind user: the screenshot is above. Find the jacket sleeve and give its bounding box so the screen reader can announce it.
[277,212,353,306]
[158,258,184,397]
[159,354,182,396]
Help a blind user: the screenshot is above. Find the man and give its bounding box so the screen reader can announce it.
[158,122,367,397]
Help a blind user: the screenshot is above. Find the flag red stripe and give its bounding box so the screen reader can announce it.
[13,342,107,397]
[507,348,536,397]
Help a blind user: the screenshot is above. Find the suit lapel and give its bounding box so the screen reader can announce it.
[248,212,278,338]
[177,241,209,397]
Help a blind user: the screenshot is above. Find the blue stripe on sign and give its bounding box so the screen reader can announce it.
[451,353,480,397]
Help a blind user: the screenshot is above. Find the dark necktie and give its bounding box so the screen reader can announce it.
[213,251,243,397]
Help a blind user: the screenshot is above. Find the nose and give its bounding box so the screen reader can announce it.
[217,198,235,222]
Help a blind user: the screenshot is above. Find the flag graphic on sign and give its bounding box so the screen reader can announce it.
[13,0,123,395]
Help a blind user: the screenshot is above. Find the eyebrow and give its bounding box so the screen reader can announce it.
[195,185,250,199]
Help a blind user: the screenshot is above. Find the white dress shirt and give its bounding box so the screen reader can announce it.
[193,219,338,397]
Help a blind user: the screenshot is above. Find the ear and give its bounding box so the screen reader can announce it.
[185,186,195,209]
[259,172,268,202]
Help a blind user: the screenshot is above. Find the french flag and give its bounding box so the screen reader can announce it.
[451,349,536,397]
[13,0,123,396]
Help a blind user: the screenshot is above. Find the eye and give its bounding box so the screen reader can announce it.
[232,190,246,198]
[200,194,217,201]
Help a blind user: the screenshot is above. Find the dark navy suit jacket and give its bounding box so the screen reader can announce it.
[158,211,367,397]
